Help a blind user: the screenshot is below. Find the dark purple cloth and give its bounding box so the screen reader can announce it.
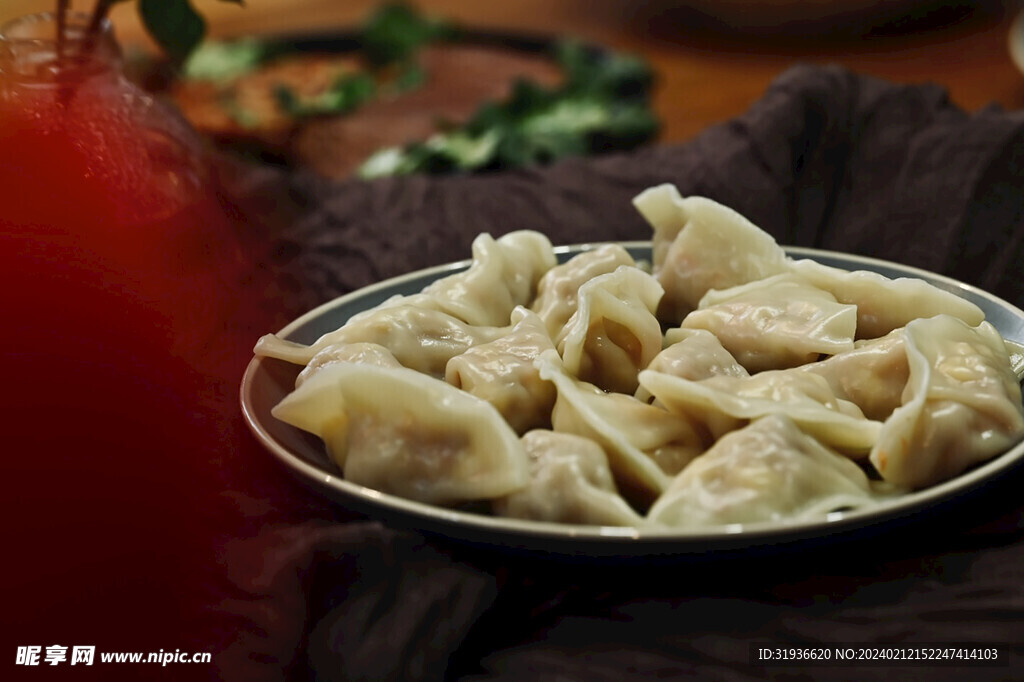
[218,64,1024,681]
[269,64,1024,313]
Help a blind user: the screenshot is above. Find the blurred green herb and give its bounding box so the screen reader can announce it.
[182,37,267,81]
[178,3,446,120]
[275,2,449,118]
[359,2,454,67]
[358,40,658,178]
[105,0,659,175]
[218,92,261,129]
[274,72,376,117]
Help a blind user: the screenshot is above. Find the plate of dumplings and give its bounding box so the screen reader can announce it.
[241,183,1024,557]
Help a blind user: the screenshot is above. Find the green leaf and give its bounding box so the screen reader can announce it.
[428,129,502,168]
[222,97,261,129]
[360,2,452,66]
[356,38,659,178]
[274,72,376,118]
[359,147,410,178]
[521,98,608,138]
[554,39,654,99]
[182,38,266,81]
[599,104,659,144]
[390,62,427,93]
[138,0,207,65]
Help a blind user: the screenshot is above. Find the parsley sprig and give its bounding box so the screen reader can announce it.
[181,3,446,121]
[359,40,658,178]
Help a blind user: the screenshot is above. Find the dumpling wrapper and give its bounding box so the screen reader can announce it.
[635,328,748,404]
[556,265,664,394]
[870,315,1024,489]
[445,307,557,434]
[493,430,644,527]
[418,230,557,327]
[254,229,555,370]
[797,329,909,422]
[683,273,857,372]
[272,362,528,506]
[296,342,402,387]
[638,364,882,456]
[633,184,789,323]
[532,243,637,338]
[788,258,985,339]
[648,414,876,529]
[254,305,507,377]
[647,413,872,524]
[633,184,985,336]
[537,349,704,508]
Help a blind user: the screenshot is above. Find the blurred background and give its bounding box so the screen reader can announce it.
[3,0,1021,147]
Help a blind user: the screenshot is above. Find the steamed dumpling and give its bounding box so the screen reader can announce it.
[556,265,664,394]
[296,342,402,387]
[254,304,507,377]
[272,363,528,506]
[419,230,557,327]
[633,184,986,337]
[870,315,1024,489]
[445,307,557,434]
[633,184,789,322]
[638,364,882,456]
[797,329,909,421]
[532,243,637,338]
[635,328,748,404]
[257,184,1023,533]
[682,273,858,372]
[255,231,555,372]
[648,414,876,529]
[537,350,704,507]
[654,327,750,381]
[788,258,985,339]
[493,430,644,527]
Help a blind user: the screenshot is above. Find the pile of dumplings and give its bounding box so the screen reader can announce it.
[254,184,1024,530]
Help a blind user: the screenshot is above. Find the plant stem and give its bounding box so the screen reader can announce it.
[81,0,116,57]
[54,0,113,106]
[86,0,116,38]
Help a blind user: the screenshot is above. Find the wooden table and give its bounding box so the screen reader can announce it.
[5,0,1024,145]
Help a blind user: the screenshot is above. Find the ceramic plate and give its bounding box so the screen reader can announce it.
[240,244,1024,558]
